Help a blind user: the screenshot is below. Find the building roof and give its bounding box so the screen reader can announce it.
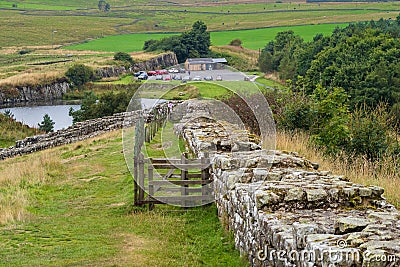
[187,58,227,64]
[212,58,228,63]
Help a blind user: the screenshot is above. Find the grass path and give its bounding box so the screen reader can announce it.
[0,131,247,266]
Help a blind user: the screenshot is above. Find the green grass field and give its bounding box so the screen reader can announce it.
[1,0,398,47]
[0,130,247,266]
[65,23,349,52]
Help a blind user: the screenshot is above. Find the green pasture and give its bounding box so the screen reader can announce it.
[1,0,397,47]
[2,0,399,12]
[65,23,348,52]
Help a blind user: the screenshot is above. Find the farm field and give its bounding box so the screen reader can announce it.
[0,1,398,47]
[65,23,349,52]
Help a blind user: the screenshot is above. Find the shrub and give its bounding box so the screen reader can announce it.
[229,39,242,47]
[113,52,134,65]
[65,64,95,87]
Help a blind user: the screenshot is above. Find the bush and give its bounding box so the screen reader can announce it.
[113,52,134,65]
[229,39,242,47]
[65,64,95,87]
[18,49,32,55]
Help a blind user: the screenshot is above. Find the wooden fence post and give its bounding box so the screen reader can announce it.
[181,152,188,207]
[148,161,154,210]
[201,151,210,205]
[134,117,144,206]
[138,153,145,205]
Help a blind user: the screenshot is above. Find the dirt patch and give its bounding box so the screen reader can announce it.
[108,233,154,266]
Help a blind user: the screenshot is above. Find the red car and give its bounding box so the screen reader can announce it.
[164,75,171,81]
[147,71,157,76]
[155,69,169,75]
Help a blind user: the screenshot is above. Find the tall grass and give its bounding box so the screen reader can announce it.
[0,71,64,87]
[276,130,400,208]
[0,114,41,148]
[0,151,63,225]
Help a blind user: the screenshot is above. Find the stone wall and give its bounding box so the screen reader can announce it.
[174,100,400,267]
[0,102,171,160]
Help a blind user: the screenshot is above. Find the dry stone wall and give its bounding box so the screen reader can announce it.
[173,100,400,267]
[0,102,171,160]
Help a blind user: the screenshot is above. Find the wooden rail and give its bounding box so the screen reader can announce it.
[134,152,212,209]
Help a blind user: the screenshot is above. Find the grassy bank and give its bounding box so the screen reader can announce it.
[0,113,41,148]
[276,130,400,208]
[0,130,247,266]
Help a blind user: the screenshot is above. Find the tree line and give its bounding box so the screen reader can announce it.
[258,15,400,160]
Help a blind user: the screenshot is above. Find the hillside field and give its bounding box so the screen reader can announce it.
[0,0,398,47]
[65,23,349,52]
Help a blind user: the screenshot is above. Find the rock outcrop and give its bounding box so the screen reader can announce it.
[133,52,178,71]
[0,79,70,105]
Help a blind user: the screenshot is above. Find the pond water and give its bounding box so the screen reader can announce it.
[0,102,81,131]
[0,98,166,131]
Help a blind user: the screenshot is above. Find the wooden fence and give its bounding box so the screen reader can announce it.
[134,152,213,208]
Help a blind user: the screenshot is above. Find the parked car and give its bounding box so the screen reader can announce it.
[173,75,182,80]
[164,75,171,81]
[179,68,186,73]
[155,75,163,80]
[134,71,146,77]
[138,73,148,80]
[182,76,191,82]
[204,76,213,81]
[216,75,222,81]
[244,76,250,81]
[169,68,179,73]
[155,69,169,75]
[147,71,157,76]
[192,76,202,81]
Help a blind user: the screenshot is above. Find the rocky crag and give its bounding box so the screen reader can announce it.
[173,100,400,267]
[0,79,70,105]
[0,52,178,105]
